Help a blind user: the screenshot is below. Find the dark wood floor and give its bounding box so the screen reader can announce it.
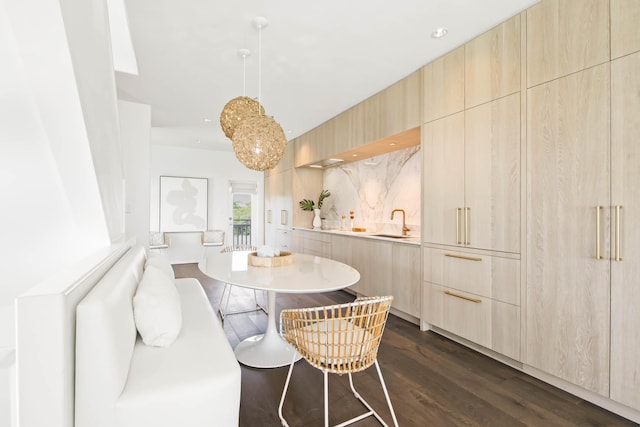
[174,263,637,427]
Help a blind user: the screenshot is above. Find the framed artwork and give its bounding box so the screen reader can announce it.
[159,176,208,232]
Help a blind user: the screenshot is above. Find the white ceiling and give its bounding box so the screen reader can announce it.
[115,0,538,152]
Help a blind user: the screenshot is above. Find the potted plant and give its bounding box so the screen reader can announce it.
[299,190,330,229]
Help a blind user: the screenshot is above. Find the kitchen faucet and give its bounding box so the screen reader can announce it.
[390,209,411,236]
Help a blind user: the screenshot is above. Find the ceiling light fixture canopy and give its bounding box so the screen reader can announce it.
[222,16,287,171]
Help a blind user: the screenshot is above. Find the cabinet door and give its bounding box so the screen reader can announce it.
[391,244,420,317]
[423,112,465,246]
[465,93,520,253]
[526,64,611,396]
[465,15,521,109]
[610,52,640,410]
[348,238,392,296]
[423,46,465,122]
[611,0,640,60]
[526,0,610,88]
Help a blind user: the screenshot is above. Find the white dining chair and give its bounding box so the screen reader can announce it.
[149,232,170,253]
[278,295,398,427]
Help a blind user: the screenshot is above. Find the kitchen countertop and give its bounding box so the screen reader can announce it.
[293,227,421,246]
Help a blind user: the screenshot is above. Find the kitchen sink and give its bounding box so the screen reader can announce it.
[372,234,412,239]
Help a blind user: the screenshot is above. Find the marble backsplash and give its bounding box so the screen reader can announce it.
[321,145,421,235]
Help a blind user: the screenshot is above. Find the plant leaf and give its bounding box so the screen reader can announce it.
[317,190,331,209]
[299,199,315,211]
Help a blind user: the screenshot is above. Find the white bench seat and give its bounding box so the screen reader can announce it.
[116,279,240,426]
[75,245,240,427]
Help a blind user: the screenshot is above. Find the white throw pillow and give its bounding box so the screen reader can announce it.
[133,265,182,347]
[145,255,175,280]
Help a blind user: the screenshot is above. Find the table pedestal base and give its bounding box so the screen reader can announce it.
[234,290,302,368]
[235,333,302,368]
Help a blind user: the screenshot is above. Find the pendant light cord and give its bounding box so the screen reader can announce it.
[257,23,262,115]
[242,54,247,97]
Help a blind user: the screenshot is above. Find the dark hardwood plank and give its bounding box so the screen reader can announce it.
[174,263,637,427]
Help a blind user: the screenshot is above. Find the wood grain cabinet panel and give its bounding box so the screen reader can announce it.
[465,15,521,108]
[423,46,465,123]
[422,112,465,246]
[526,0,610,88]
[464,93,520,253]
[424,282,520,361]
[423,95,520,254]
[610,52,640,411]
[347,238,393,296]
[423,247,520,306]
[526,63,611,396]
[611,0,640,59]
[391,244,421,317]
[380,70,422,136]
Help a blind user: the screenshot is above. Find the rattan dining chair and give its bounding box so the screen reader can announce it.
[278,296,398,427]
[217,245,267,321]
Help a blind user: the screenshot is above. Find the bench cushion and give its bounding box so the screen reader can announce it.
[116,278,241,427]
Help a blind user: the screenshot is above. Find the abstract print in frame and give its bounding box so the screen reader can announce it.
[159,176,208,232]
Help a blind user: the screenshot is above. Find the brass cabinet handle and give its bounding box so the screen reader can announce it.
[445,253,482,262]
[615,205,623,261]
[595,205,603,260]
[444,290,482,303]
[465,207,471,245]
[456,208,463,245]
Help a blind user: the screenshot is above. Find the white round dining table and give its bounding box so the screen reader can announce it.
[198,251,360,368]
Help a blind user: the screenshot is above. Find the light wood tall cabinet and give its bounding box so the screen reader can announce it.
[525,0,640,415]
[264,141,323,248]
[422,11,522,363]
[526,63,611,396]
[264,144,294,248]
[609,51,640,411]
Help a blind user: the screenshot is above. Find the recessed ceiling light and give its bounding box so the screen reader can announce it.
[203,118,211,123]
[352,154,358,157]
[431,27,448,39]
[389,142,397,146]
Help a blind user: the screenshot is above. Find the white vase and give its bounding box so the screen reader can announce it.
[312,209,322,229]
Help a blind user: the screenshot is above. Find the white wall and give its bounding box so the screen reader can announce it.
[59,0,125,243]
[150,142,264,264]
[120,101,151,247]
[1,0,113,350]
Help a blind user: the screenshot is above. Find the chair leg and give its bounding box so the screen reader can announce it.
[278,353,298,427]
[374,360,399,427]
[217,283,231,321]
[324,371,329,427]
[253,289,268,314]
[341,361,398,427]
